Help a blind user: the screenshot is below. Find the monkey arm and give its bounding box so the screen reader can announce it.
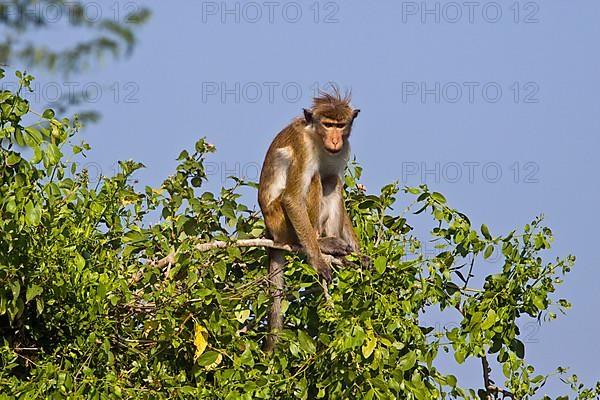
[339,183,360,253]
[282,195,330,271]
[281,171,331,281]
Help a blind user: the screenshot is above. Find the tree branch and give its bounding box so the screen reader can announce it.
[482,356,515,399]
[148,238,345,269]
[144,238,345,302]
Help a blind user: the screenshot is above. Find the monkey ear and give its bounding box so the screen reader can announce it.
[352,109,361,120]
[303,109,313,124]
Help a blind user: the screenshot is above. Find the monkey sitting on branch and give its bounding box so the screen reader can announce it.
[258,87,361,352]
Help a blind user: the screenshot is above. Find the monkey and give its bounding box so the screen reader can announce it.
[258,87,361,352]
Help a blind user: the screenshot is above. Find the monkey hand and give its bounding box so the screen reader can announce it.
[311,255,332,283]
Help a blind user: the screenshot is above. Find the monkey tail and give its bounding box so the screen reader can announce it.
[263,249,286,353]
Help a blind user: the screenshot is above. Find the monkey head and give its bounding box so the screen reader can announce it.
[303,88,360,154]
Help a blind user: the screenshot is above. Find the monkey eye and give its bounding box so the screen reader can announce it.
[322,122,346,129]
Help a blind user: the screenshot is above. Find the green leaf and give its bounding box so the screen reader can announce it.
[481,224,492,240]
[191,176,202,187]
[32,146,43,163]
[531,374,544,384]
[14,128,25,146]
[298,330,316,354]
[213,262,227,281]
[36,298,44,314]
[532,294,545,310]
[25,127,43,145]
[445,374,457,387]
[397,351,417,371]
[46,143,63,165]
[239,348,254,367]
[42,109,55,119]
[374,256,387,275]
[454,348,466,364]
[6,153,21,166]
[511,339,525,358]
[221,202,236,220]
[74,253,85,271]
[10,281,21,299]
[14,97,29,116]
[431,192,446,204]
[280,299,290,314]
[26,285,43,303]
[5,198,17,214]
[123,230,146,243]
[25,201,42,226]
[196,351,219,366]
[483,245,494,259]
[454,229,465,244]
[503,361,511,378]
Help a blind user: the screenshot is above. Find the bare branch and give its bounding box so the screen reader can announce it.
[482,356,515,399]
[148,238,345,269]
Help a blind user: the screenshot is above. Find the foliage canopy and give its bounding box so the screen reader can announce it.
[0,70,598,399]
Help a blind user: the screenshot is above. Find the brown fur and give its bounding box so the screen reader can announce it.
[259,88,361,352]
[311,87,354,121]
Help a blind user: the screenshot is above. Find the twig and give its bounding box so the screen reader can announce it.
[482,356,516,399]
[462,255,476,290]
[482,356,493,400]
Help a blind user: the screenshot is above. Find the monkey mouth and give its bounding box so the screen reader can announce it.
[325,147,342,154]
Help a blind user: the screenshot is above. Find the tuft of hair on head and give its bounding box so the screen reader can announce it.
[311,84,355,121]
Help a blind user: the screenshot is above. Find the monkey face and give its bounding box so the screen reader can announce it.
[303,105,359,154]
[318,118,349,154]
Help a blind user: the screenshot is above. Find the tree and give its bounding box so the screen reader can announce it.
[1,69,598,399]
[0,1,151,122]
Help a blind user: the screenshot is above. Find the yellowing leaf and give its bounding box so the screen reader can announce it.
[121,198,137,206]
[204,352,222,370]
[194,324,208,361]
[235,309,251,323]
[362,330,377,359]
[481,309,497,330]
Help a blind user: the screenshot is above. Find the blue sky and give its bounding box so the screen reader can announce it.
[13,0,600,395]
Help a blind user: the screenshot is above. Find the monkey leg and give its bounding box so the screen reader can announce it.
[318,236,372,269]
[263,249,286,353]
[318,236,354,256]
[262,196,298,244]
